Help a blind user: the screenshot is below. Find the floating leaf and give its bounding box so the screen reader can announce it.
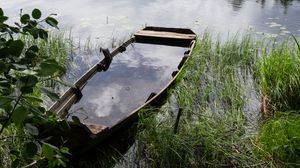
[32,8,41,20]
[25,123,39,136]
[12,106,28,125]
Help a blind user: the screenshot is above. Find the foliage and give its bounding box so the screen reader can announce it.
[255,112,300,166]
[0,8,70,167]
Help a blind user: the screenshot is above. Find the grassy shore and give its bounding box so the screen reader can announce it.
[116,33,300,167]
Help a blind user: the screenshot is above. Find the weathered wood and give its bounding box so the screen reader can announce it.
[135,30,196,40]
[134,27,196,47]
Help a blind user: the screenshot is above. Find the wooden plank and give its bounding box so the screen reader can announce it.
[134,30,196,40]
[86,124,108,135]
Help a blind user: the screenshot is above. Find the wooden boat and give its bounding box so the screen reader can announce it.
[39,26,196,154]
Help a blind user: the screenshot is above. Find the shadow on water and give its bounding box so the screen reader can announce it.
[71,122,138,168]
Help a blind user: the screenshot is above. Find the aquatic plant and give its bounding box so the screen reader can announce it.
[256,39,300,115]
[131,32,263,167]
[255,112,300,166]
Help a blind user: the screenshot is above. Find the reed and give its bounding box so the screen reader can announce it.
[129,32,264,167]
[256,39,300,115]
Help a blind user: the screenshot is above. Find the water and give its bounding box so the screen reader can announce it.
[68,43,187,127]
[2,0,300,42]
[1,0,300,165]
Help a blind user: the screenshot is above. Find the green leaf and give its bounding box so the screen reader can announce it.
[28,45,39,52]
[0,16,8,23]
[9,40,24,57]
[0,8,3,16]
[59,120,71,132]
[42,143,58,160]
[71,116,81,125]
[25,123,39,136]
[9,26,20,33]
[59,147,70,155]
[25,45,39,59]
[41,87,60,101]
[20,69,38,75]
[23,95,43,103]
[0,96,14,106]
[19,75,38,88]
[12,106,28,125]
[38,60,64,77]
[20,14,30,24]
[45,17,58,29]
[32,9,41,19]
[38,28,48,40]
[25,142,38,158]
[29,28,39,39]
[0,60,8,72]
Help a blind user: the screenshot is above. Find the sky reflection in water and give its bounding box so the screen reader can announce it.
[1,0,300,126]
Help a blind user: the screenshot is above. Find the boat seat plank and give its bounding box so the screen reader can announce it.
[134,30,196,40]
[86,124,108,135]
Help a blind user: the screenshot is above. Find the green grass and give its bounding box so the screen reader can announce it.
[255,112,300,167]
[256,39,300,114]
[19,32,72,68]
[115,33,300,168]
[120,32,265,167]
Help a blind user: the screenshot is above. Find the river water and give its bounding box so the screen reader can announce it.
[2,0,300,166]
[2,0,300,131]
[2,0,300,134]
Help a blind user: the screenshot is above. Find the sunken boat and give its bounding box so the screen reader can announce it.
[38,26,196,154]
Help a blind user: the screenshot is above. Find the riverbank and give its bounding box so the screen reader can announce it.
[115,32,300,167]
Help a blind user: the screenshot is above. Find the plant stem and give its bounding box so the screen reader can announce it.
[0,93,22,135]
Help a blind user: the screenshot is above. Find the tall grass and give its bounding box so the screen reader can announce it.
[255,112,300,166]
[19,32,72,68]
[256,39,300,115]
[120,32,265,167]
